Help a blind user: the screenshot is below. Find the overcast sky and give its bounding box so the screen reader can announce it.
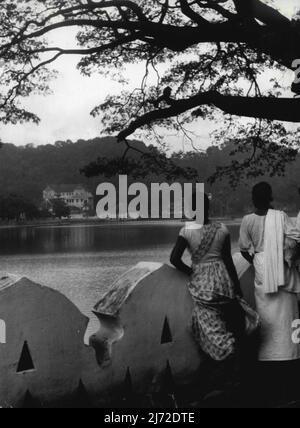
[0,0,299,151]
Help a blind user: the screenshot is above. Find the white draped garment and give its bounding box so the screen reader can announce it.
[240,211,300,361]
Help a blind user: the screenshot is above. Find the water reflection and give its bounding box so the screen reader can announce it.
[0,224,175,255]
[0,222,240,338]
[0,223,240,256]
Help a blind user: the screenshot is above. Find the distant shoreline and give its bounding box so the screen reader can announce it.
[0,217,243,230]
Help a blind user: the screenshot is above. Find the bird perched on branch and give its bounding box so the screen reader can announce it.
[152,87,173,108]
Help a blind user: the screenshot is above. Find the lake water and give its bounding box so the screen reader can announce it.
[0,222,240,339]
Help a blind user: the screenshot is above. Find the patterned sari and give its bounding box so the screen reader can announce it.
[189,223,244,361]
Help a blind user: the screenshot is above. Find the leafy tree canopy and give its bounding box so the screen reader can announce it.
[1,0,300,183]
[0,194,40,221]
[50,198,71,219]
[1,138,300,216]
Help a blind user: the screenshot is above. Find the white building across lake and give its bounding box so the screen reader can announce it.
[43,185,94,212]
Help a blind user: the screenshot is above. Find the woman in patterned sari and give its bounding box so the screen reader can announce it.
[171,194,245,361]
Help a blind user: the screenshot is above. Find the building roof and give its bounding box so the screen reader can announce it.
[45,184,89,193]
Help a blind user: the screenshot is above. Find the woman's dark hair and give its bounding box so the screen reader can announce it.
[252,182,273,210]
[192,192,210,223]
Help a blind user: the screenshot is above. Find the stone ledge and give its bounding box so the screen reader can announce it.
[0,256,255,407]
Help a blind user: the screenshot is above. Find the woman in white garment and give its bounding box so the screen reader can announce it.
[239,182,300,406]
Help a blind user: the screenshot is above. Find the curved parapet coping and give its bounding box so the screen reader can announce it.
[94,255,254,323]
[0,275,94,408]
[0,265,203,407]
[94,262,163,316]
[0,255,256,407]
[0,273,22,291]
[89,256,256,401]
[90,263,205,400]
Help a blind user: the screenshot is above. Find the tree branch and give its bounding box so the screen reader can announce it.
[21,33,139,56]
[234,0,291,26]
[1,1,297,68]
[10,16,298,68]
[179,0,209,25]
[118,91,300,140]
[195,1,237,21]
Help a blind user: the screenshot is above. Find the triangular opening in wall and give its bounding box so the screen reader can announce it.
[22,390,42,408]
[73,380,92,408]
[17,341,35,373]
[124,367,133,394]
[117,368,136,406]
[161,317,173,344]
[161,360,176,395]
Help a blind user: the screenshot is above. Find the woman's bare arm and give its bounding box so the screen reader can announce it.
[222,235,243,297]
[170,237,193,276]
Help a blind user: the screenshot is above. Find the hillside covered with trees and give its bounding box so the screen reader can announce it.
[0,137,143,200]
[0,137,300,220]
